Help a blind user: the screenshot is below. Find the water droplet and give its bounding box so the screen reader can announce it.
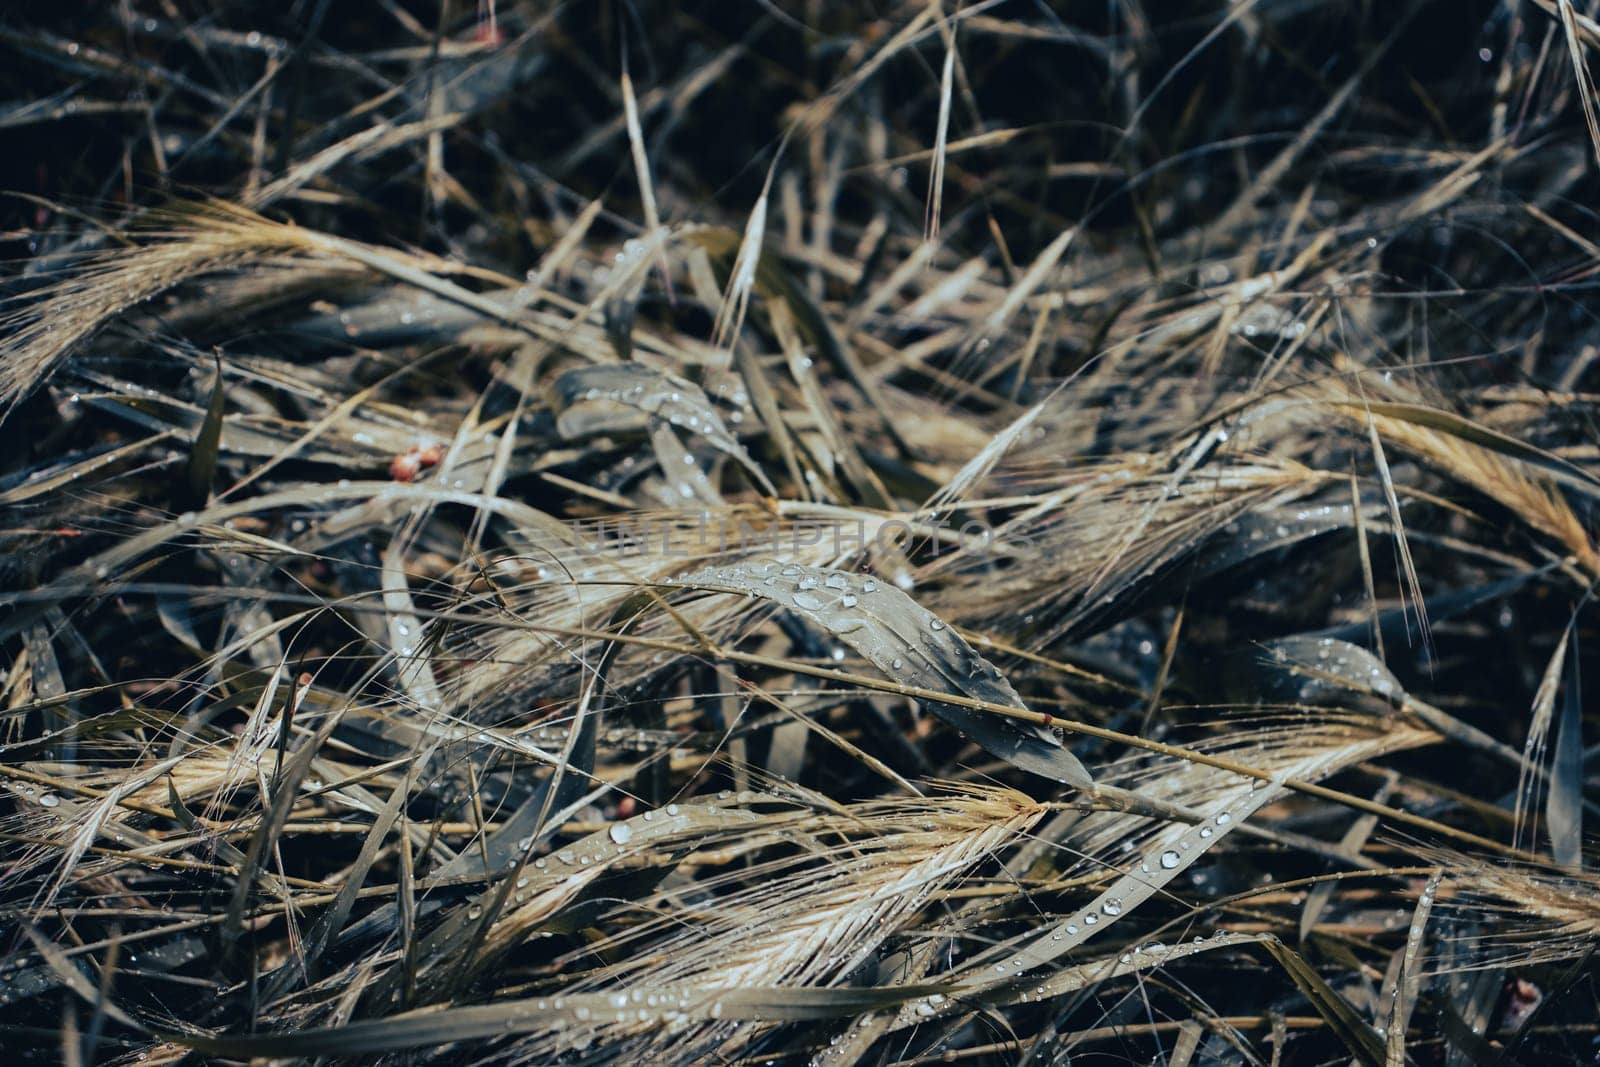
[37,793,59,809]
[608,823,634,845]
[1160,850,1180,869]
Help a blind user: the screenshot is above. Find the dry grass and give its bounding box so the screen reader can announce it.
[0,2,1597,1064]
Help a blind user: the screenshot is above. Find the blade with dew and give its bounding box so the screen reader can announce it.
[1550,629,1584,869]
[1386,871,1443,1066]
[948,777,1288,992]
[165,983,944,1058]
[551,362,774,494]
[665,561,1093,786]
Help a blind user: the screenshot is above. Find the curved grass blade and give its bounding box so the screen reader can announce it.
[167,984,944,1058]
[950,779,1287,991]
[1244,635,1403,707]
[1550,630,1584,868]
[667,561,1092,786]
[183,349,226,506]
[1387,871,1443,1066]
[823,933,1272,1063]
[1333,400,1600,496]
[552,362,774,494]
[20,926,141,1033]
[1190,503,1368,578]
[1262,938,1386,1067]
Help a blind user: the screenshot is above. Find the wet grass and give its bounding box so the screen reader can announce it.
[1,1,1598,1064]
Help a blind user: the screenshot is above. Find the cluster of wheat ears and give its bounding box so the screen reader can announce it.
[1,2,1598,1064]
